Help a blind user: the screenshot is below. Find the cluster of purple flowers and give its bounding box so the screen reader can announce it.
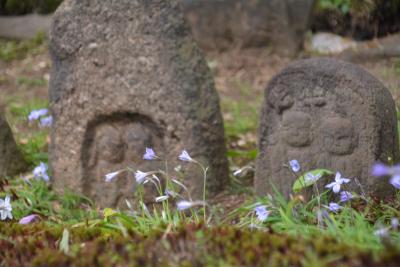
[290,159,353,212]
[28,108,53,127]
[33,162,50,182]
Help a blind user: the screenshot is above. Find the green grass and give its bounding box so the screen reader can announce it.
[5,97,49,166]
[16,76,47,87]
[0,32,46,62]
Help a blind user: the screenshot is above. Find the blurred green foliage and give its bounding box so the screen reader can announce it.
[0,32,46,62]
[318,0,351,13]
[0,0,62,15]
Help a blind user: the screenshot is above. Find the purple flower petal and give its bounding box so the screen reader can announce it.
[135,170,149,184]
[371,163,390,177]
[177,200,193,211]
[289,160,300,173]
[28,109,48,121]
[390,175,400,189]
[328,202,342,212]
[254,205,270,222]
[19,214,39,225]
[105,171,120,182]
[143,148,157,160]
[333,183,341,194]
[40,115,53,127]
[178,150,194,162]
[340,191,353,202]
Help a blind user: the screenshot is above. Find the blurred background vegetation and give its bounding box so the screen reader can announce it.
[1,0,399,41]
[0,0,62,15]
[313,0,400,39]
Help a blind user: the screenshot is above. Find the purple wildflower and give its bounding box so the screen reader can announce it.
[19,214,39,225]
[177,200,193,211]
[339,191,353,202]
[143,148,157,160]
[390,175,400,189]
[305,173,322,183]
[254,205,270,222]
[105,171,120,182]
[28,108,48,121]
[289,160,300,173]
[327,202,342,213]
[39,116,53,127]
[372,163,391,177]
[178,150,194,162]
[33,162,50,182]
[325,172,350,193]
[135,170,149,184]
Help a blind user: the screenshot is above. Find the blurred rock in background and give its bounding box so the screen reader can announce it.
[181,0,316,56]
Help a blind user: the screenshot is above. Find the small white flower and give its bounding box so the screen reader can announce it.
[0,195,13,220]
[254,205,270,222]
[177,200,194,211]
[39,116,53,127]
[233,169,243,177]
[325,172,350,193]
[28,108,48,121]
[305,173,321,183]
[135,170,149,184]
[105,171,120,182]
[289,160,300,173]
[33,162,50,182]
[143,148,157,160]
[178,150,194,162]
[326,202,342,213]
[391,218,399,230]
[155,195,169,202]
[374,227,389,237]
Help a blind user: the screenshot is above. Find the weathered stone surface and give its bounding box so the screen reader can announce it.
[181,0,316,55]
[49,0,228,207]
[0,114,27,178]
[255,58,399,198]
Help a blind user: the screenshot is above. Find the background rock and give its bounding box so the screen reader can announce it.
[0,14,51,39]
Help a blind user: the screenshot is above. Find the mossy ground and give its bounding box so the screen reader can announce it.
[0,35,399,266]
[1,223,400,267]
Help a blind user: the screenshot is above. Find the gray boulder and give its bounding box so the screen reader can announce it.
[255,58,399,198]
[49,0,228,207]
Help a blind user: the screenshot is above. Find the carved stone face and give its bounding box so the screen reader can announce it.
[281,111,311,147]
[322,117,355,155]
[83,115,165,207]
